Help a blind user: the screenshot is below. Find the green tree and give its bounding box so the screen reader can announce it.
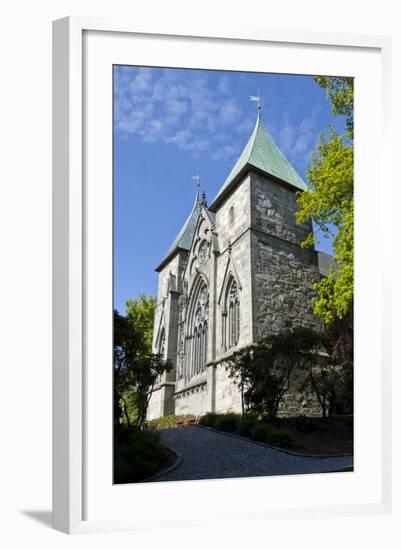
[296,77,353,324]
[313,77,354,141]
[302,364,343,419]
[226,327,324,420]
[126,294,156,355]
[113,298,171,426]
[114,309,138,425]
[129,353,172,426]
[224,346,254,417]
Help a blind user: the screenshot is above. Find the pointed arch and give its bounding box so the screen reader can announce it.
[218,254,242,306]
[158,326,166,357]
[222,275,240,351]
[154,306,166,354]
[183,273,209,381]
[186,272,210,335]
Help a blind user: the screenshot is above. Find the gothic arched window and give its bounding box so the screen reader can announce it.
[158,327,166,357]
[229,206,234,225]
[184,279,209,381]
[223,277,240,351]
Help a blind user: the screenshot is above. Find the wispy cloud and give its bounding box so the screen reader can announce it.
[267,104,321,172]
[211,145,240,161]
[114,67,244,160]
[114,67,321,171]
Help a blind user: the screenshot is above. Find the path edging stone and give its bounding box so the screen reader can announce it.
[143,445,183,482]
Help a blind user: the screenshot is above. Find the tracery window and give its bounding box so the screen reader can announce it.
[198,240,209,263]
[223,277,240,350]
[184,280,209,381]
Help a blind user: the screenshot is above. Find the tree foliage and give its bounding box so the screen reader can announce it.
[314,77,354,140]
[324,311,353,368]
[226,326,352,420]
[114,299,171,426]
[127,353,172,426]
[296,77,354,324]
[302,365,343,419]
[114,424,170,484]
[114,310,138,424]
[225,327,324,419]
[125,294,156,355]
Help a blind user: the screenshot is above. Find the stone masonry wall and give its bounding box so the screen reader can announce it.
[156,254,181,305]
[215,175,251,251]
[174,381,209,416]
[277,366,321,417]
[149,251,188,420]
[215,175,253,359]
[250,173,322,339]
[153,253,182,355]
[251,173,312,245]
[251,231,322,338]
[214,363,242,414]
[214,233,253,360]
[147,386,164,420]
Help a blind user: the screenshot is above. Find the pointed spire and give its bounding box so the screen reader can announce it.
[191,170,202,206]
[209,104,307,212]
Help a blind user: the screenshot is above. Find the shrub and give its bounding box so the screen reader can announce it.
[238,416,259,438]
[249,423,297,448]
[250,423,276,443]
[268,429,297,449]
[198,412,219,428]
[214,413,240,433]
[148,414,181,430]
[114,424,170,483]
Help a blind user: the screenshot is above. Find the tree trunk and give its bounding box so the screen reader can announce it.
[121,396,131,426]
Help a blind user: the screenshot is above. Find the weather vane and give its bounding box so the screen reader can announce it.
[192,170,200,191]
[249,88,262,111]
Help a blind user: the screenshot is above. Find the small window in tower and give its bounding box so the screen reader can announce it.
[229,206,234,225]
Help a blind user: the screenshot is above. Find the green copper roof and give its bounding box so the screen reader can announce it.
[209,114,308,211]
[156,190,201,272]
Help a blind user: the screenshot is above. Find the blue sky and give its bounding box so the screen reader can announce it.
[114,66,345,314]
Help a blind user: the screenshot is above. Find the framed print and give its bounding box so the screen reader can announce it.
[52,17,392,534]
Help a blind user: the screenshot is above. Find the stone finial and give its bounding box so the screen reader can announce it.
[228,240,232,255]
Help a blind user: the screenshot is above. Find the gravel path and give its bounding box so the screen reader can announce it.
[150,425,353,482]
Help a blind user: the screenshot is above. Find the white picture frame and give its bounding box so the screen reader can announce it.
[52,16,392,534]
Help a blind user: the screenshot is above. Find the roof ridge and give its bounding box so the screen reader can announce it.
[155,188,201,272]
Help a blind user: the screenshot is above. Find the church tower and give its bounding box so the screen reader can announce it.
[147,110,328,420]
[208,112,322,344]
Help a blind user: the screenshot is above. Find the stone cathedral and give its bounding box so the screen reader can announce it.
[147,113,332,420]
